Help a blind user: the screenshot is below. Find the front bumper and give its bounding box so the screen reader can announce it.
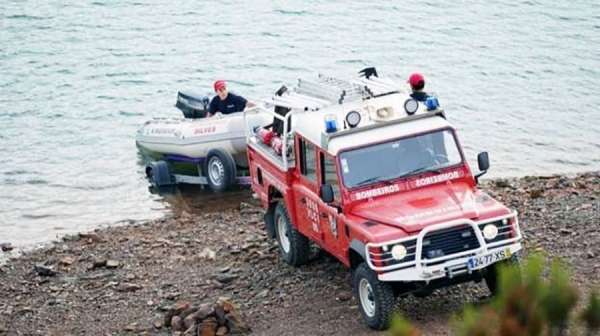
[365,212,523,282]
[378,243,521,282]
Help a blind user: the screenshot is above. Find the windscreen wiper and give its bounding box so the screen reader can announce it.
[353,166,444,188]
[353,176,394,188]
[396,166,443,179]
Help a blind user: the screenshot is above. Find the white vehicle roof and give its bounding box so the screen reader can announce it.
[259,73,450,156]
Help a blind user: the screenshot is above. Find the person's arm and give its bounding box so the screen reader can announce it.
[238,95,256,110]
[207,97,217,117]
[235,95,249,111]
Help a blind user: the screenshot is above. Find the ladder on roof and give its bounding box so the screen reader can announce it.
[264,74,403,111]
[357,76,403,97]
[298,75,364,103]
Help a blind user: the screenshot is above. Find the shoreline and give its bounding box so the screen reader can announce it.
[1,171,598,335]
[0,169,594,261]
[0,169,600,253]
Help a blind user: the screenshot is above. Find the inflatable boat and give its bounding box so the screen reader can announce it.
[136,91,271,161]
[136,90,272,192]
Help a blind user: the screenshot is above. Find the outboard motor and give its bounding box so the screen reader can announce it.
[175,90,210,118]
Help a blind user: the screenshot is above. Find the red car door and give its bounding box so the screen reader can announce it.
[291,137,323,244]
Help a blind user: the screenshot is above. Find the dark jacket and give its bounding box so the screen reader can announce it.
[410,91,429,102]
[208,93,247,114]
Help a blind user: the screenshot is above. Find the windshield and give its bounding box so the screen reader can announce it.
[338,129,463,189]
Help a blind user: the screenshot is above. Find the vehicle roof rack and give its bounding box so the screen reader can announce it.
[263,73,405,112]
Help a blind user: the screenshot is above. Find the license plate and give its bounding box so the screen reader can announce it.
[468,248,511,269]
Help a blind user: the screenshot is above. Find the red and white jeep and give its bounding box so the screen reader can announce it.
[244,69,523,330]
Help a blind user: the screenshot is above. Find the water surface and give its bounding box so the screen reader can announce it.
[1,0,599,249]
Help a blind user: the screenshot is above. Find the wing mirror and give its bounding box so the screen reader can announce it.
[320,184,334,204]
[320,184,342,214]
[474,152,490,184]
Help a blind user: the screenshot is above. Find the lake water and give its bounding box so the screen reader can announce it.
[1,0,599,250]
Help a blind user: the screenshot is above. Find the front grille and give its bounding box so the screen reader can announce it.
[421,226,480,260]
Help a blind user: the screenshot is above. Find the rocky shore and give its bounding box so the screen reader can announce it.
[1,172,598,335]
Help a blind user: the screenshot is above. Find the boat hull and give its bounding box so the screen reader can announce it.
[135,110,272,159]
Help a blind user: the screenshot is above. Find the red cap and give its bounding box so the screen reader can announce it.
[407,73,424,85]
[213,80,227,91]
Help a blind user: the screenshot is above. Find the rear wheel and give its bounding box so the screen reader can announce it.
[205,149,236,192]
[145,161,172,188]
[353,262,395,330]
[274,203,309,267]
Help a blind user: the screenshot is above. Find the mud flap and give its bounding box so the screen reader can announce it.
[264,204,276,239]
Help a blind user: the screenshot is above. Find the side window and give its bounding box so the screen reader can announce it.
[299,139,317,182]
[321,153,341,201]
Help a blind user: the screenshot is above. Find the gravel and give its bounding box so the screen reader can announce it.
[0,171,598,335]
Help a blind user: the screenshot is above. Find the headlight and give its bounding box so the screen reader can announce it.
[482,224,499,240]
[391,245,407,260]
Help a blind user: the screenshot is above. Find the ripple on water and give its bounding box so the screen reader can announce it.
[0,0,599,248]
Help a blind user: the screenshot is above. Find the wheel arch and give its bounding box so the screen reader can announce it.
[349,239,367,270]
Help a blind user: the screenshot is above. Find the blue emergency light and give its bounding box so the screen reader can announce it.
[324,114,338,133]
[425,97,439,111]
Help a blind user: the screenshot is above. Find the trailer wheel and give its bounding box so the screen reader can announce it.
[205,149,236,192]
[274,203,309,266]
[353,262,395,330]
[145,161,172,188]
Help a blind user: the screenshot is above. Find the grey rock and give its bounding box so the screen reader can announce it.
[214,274,238,284]
[34,264,57,277]
[79,271,113,281]
[105,260,119,269]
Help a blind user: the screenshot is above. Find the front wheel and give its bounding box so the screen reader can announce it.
[274,203,309,267]
[353,263,395,330]
[484,252,521,296]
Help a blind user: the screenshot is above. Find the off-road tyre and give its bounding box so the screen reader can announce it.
[353,262,395,330]
[484,251,521,296]
[274,202,310,267]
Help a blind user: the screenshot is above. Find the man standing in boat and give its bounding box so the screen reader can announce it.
[206,80,255,117]
[407,73,430,102]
